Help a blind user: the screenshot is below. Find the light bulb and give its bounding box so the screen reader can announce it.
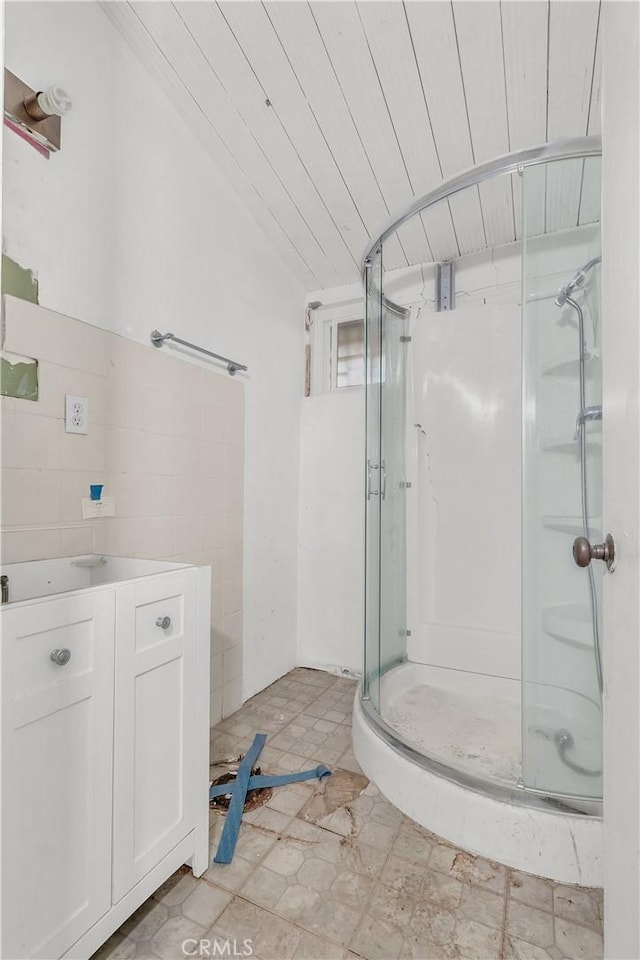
[36,85,72,117]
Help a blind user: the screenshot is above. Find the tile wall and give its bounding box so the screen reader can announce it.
[0,295,244,722]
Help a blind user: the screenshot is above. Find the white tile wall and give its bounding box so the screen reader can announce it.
[0,295,244,724]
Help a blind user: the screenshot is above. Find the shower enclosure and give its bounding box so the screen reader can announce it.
[356,138,605,880]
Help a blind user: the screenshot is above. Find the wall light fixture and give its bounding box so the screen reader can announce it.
[4,69,72,156]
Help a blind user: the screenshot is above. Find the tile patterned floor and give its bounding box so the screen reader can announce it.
[94,668,604,960]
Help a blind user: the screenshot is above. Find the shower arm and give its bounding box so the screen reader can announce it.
[574,405,603,440]
[555,256,602,307]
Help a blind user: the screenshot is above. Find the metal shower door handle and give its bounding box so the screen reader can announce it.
[367,460,380,499]
[573,534,616,571]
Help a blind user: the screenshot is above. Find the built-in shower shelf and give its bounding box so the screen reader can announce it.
[542,516,602,537]
[541,354,600,381]
[540,438,601,455]
[543,603,594,648]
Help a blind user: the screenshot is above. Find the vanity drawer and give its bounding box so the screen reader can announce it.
[134,592,184,652]
[3,594,104,701]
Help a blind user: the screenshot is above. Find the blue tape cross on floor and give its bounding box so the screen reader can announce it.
[211,732,332,864]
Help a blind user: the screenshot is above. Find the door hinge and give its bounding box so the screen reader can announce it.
[400,335,412,343]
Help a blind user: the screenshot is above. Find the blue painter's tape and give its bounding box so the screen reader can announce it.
[211,736,333,865]
[214,733,266,864]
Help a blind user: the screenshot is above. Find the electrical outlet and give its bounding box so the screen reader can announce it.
[65,395,88,435]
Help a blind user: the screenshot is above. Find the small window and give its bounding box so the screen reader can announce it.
[335,319,365,389]
[307,303,368,396]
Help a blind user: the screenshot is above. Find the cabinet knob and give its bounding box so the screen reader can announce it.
[50,648,71,666]
[156,616,171,630]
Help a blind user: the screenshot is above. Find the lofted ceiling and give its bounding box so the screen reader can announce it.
[102,1,602,291]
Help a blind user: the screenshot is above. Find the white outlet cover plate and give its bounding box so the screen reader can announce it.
[82,497,115,519]
[65,394,88,434]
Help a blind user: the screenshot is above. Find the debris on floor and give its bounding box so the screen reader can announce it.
[209,767,273,812]
[299,768,369,834]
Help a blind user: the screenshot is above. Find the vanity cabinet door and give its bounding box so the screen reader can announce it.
[112,571,198,902]
[1,591,115,960]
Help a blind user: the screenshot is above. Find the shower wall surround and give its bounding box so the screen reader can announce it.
[298,250,520,677]
[407,256,521,680]
[0,295,243,724]
[300,226,601,680]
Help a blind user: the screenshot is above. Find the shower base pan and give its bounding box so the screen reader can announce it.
[381,663,522,786]
[353,662,602,886]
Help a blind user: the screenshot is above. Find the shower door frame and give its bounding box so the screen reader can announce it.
[363,245,383,710]
[360,136,604,813]
[363,247,410,707]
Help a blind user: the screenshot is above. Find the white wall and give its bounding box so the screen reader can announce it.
[297,389,364,675]
[601,3,640,957]
[2,1,306,701]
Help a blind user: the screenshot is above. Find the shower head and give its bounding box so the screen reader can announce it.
[555,256,601,307]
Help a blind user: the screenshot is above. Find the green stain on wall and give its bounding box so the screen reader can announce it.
[1,353,39,401]
[1,254,38,303]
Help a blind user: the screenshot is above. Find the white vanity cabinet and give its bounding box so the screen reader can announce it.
[1,591,116,960]
[0,557,210,960]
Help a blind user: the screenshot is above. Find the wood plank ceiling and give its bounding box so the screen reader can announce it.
[102,1,602,291]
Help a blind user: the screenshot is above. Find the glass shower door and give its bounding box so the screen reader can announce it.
[379,301,409,679]
[364,248,383,709]
[521,156,603,800]
[364,246,409,711]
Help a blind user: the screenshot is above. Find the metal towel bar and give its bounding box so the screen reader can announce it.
[150,329,247,377]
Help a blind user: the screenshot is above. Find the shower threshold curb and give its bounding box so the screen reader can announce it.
[353,694,602,886]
